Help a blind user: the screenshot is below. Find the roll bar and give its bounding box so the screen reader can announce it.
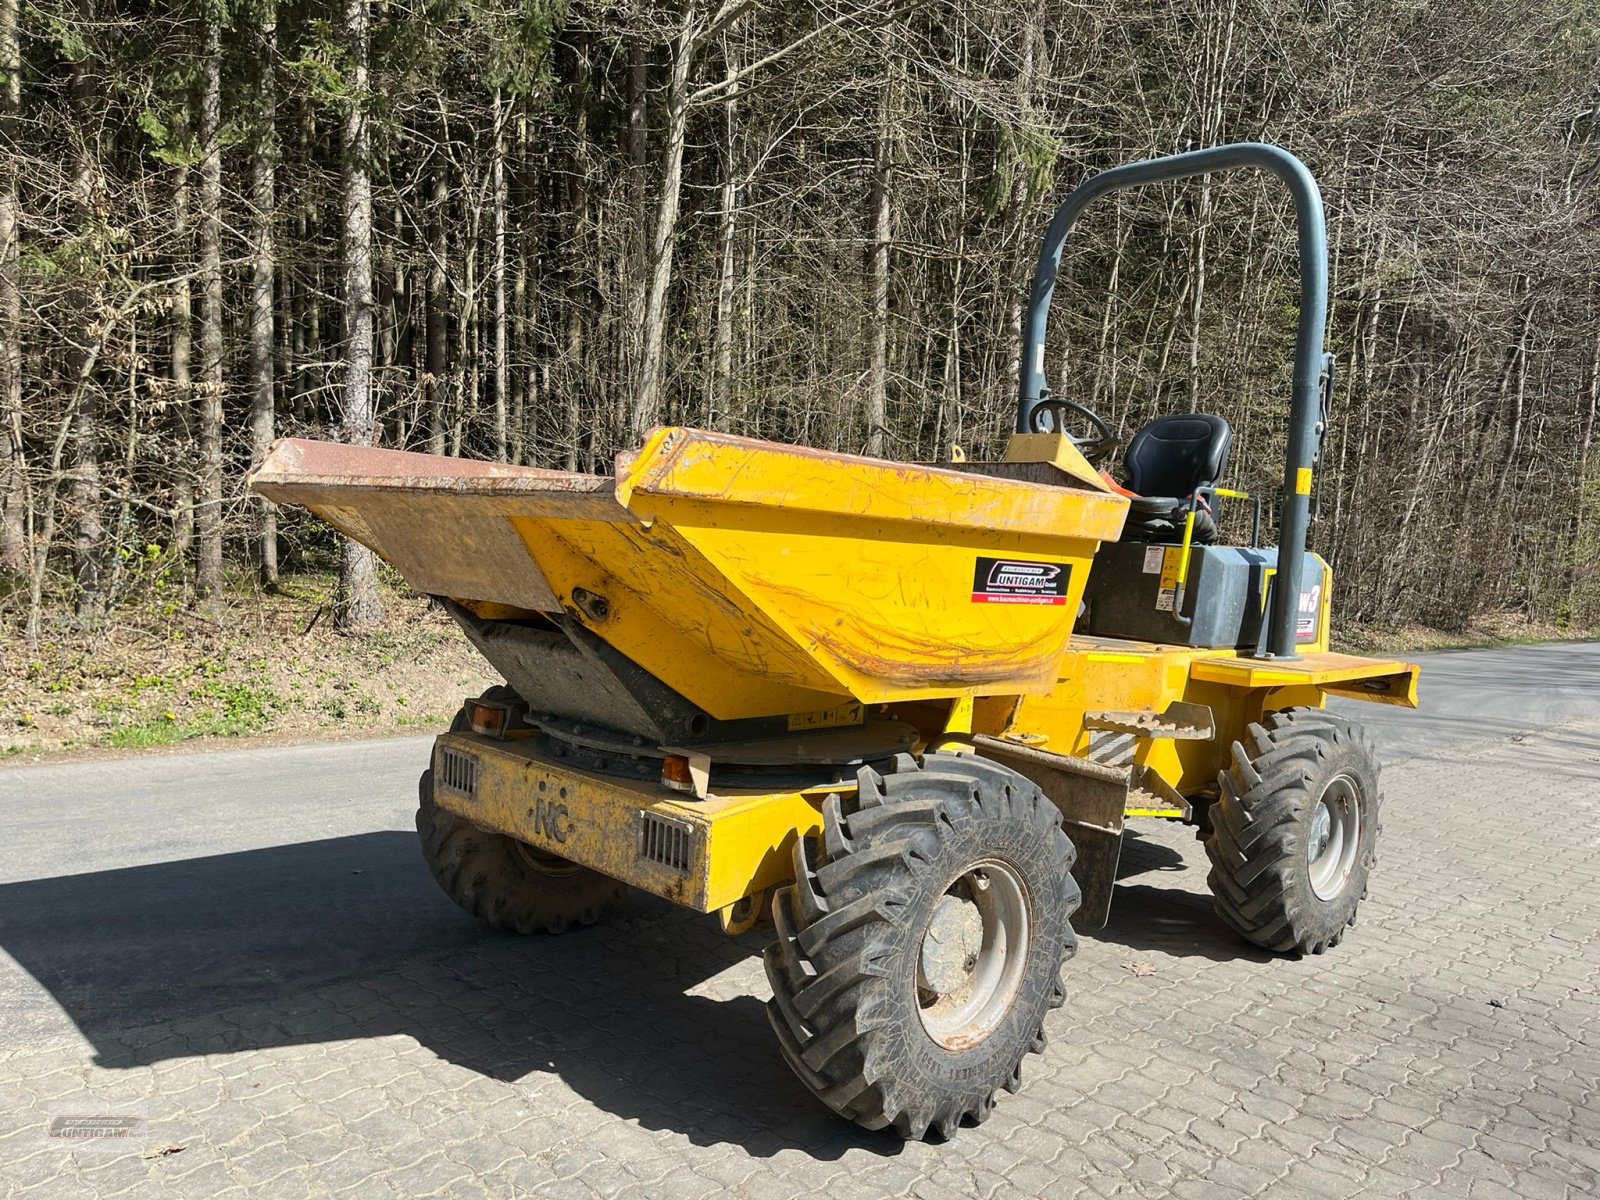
[1016,142,1327,661]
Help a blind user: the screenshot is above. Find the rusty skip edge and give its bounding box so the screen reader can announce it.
[249,431,1125,550]
[247,437,616,498]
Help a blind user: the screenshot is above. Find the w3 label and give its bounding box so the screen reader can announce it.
[971,557,1070,605]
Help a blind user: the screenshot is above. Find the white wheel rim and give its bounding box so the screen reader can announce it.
[1307,774,1361,901]
[916,858,1031,1051]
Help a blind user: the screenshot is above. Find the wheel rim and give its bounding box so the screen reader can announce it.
[916,858,1031,1051]
[1307,774,1361,901]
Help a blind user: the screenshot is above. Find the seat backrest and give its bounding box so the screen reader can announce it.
[1123,413,1232,498]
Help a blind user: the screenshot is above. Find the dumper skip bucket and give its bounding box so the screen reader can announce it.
[248,427,1128,721]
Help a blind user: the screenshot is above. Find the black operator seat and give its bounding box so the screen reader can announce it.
[1119,412,1232,544]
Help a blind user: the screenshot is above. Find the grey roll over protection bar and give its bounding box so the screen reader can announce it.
[1016,142,1329,660]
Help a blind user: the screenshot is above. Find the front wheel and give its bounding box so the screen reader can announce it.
[1204,708,1381,954]
[764,752,1079,1140]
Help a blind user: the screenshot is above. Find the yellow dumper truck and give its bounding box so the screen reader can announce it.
[250,143,1417,1140]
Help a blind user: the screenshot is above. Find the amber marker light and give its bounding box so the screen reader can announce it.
[661,754,695,793]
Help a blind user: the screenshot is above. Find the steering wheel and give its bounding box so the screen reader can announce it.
[1027,397,1119,463]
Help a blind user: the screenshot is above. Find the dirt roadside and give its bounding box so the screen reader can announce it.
[2,577,495,767]
[3,582,1584,768]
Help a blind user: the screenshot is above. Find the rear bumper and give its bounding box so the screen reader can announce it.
[429,732,829,913]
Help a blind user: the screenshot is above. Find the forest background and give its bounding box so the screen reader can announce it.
[3,0,1598,755]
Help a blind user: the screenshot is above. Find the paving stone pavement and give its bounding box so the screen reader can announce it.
[1,720,1597,1199]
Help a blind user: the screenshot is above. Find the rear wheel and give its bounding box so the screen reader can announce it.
[1203,708,1380,954]
[416,686,623,934]
[764,752,1079,1139]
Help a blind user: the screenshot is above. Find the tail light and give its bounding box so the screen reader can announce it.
[465,698,512,739]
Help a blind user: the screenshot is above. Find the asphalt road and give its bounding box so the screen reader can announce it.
[1327,639,1600,763]
[0,642,1596,1199]
[0,642,1595,1052]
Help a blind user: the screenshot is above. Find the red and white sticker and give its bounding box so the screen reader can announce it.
[971,557,1070,605]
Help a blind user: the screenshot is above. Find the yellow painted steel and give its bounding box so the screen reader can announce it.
[253,431,1421,920]
[426,625,1421,916]
[253,430,1133,721]
[999,432,1115,491]
[1005,633,1419,800]
[1190,651,1420,704]
[598,428,1129,711]
[430,732,827,913]
[1176,510,1198,585]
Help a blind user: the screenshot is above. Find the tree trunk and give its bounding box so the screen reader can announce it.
[169,153,194,564]
[426,128,449,456]
[628,6,699,445]
[511,109,529,465]
[336,0,382,630]
[249,0,279,589]
[864,49,895,458]
[67,15,103,618]
[491,87,508,461]
[620,34,649,429]
[1003,5,1040,401]
[564,34,592,471]
[709,35,740,425]
[0,0,22,575]
[195,15,225,602]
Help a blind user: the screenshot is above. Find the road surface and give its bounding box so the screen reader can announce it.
[0,643,1597,1198]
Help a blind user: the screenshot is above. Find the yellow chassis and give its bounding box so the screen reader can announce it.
[431,635,1417,927]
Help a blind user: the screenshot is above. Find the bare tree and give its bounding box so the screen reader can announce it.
[864,26,895,457]
[195,13,224,601]
[0,0,21,575]
[336,0,382,630]
[249,0,279,589]
[426,112,450,456]
[627,3,712,444]
[708,31,741,423]
[1,0,1597,649]
[168,144,194,566]
[490,86,508,461]
[65,5,104,618]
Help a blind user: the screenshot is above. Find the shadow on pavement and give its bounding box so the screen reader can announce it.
[0,832,895,1157]
[1096,828,1274,964]
[1114,828,1188,880]
[0,826,1263,1154]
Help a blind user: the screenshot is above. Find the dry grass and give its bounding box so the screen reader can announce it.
[4,576,1588,767]
[1334,610,1595,655]
[2,573,494,764]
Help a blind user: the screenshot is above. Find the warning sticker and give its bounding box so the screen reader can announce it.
[1154,547,1182,613]
[972,558,1070,605]
[1157,548,1181,590]
[1141,546,1164,574]
[787,701,864,732]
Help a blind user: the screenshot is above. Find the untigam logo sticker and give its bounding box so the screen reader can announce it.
[971,557,1070,605]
